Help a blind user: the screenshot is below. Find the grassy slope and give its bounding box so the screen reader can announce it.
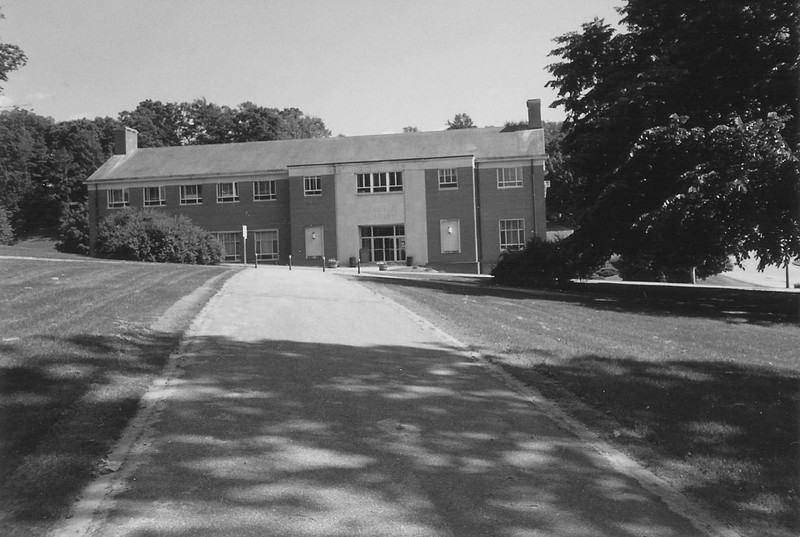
[358,277,800,537]
[0,256,235,537]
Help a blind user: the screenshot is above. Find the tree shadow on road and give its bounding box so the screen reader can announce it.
[498,354,800,536]
[93,336,706,537]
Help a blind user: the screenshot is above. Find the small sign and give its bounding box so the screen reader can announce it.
[242,225,247,239]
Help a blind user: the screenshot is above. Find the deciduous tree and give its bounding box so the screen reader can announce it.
[446,113,475,130]
[0,9,26,94]
[546,0,799,279]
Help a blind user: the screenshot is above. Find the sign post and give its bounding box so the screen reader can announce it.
[242,225,247,266]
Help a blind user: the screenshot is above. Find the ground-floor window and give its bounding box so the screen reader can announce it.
[254,230,279,261]
[499,219,525,251]
[214,232,242,262]
[360,224,405,262]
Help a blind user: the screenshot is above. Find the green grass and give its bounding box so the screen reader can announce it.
[358,276,800,537]
[0,254,234,537]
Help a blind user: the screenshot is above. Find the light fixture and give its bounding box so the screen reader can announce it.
[311,232,316,240]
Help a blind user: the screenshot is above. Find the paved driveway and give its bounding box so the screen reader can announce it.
[61,266,713,537]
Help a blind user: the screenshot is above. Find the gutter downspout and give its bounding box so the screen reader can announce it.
[473,161,482,274]
[531,159,537,239]
[91,184,99,256]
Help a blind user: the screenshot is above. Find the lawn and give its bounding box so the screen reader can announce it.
[0,254,235,537]
[357,276,800,537]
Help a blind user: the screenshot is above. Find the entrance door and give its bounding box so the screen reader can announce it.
[359,225,406,262]
[305,226,324,258]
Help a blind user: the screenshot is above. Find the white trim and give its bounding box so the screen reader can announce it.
[303,176,322,196]
[106,188,129,208]
[253,179,277,201]
[499,218,526,251]
[497,167,523,189]
[216,182,240,203]
[437,168,458,190]
[143,186,166,206]
[179,184,203,205]
[253,229,280,261]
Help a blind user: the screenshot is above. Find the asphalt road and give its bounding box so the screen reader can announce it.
[60,266,716,537]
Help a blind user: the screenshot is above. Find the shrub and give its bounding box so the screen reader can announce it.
[492,236,606,288]
[492,238,567,288]
[56,202,89,254]
[95,208,222,264]
[0,206,14,245]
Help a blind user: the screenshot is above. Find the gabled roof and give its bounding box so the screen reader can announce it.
[87,127,545,183]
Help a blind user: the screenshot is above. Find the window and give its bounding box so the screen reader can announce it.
[214,232,241,262]
[254,230,279,261]
[217,182,239,203]
[180,185,202,205]
[438,168,458,189]
[253,180,276,201]
[499,219,525,251]
[106,189,129,208]
[356,172,403,194]
[497,167,523,189]
[303,176,321,196]
[360,225,406,262]
[143,186,166,206]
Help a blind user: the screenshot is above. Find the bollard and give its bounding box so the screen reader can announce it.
[322,256,326,272]
[288,254,292,270]
[357,259,361,274]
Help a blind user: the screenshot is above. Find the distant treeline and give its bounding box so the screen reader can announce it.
[0,99,330,250]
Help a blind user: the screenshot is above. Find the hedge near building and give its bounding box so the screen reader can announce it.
[95,209,222,265]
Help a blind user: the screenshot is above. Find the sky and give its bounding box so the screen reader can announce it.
[0,0,622,136]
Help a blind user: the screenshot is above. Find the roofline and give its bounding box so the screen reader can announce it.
[87,152,547,185]
[286,153,478,168]
[86,168,288,185]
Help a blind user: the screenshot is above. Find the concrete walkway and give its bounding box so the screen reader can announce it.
[59,266,718,537]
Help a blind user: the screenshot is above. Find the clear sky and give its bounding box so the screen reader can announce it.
[0,0,622,136]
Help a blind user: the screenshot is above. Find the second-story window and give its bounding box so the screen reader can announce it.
[254,180,276,201]
[180,185,202,205]
[217,182,239,203]
[107,188,129,208]
[497,167,523,189]
[304,176,321,196]
[438,168,458,189]
[143,186,166,206]
[356,172,403,194]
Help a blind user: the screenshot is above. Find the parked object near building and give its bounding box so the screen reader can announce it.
[86,100,547,273]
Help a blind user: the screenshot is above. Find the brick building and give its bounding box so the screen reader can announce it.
[86,100,547,273]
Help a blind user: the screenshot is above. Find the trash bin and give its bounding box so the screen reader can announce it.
[406,256,414,267]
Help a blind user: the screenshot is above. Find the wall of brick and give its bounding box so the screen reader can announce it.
[91,177,292,263]
[476,162,540,273]
[424,166,478,271]
[288,174,338,265]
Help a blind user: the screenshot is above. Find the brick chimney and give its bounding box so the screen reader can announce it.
[526,99,542,129]
[114,127,139,155]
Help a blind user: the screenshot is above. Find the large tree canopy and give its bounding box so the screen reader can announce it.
[0,10,26,94]
[547,0,799,277]
[1,98,331,249]
[118,99,330,148]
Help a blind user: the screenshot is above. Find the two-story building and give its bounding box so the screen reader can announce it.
[86,99,547,273]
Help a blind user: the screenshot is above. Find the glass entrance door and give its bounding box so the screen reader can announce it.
[359,225,406,262]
